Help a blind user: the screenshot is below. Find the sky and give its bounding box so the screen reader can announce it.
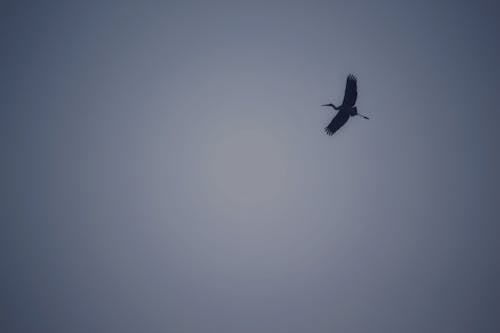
[2,1,500,332]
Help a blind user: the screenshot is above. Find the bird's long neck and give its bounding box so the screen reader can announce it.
[332,104,340,110]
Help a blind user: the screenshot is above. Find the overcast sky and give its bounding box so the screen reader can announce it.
[2,1,500,332]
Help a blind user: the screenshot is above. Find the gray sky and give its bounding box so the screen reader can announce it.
[2,1,499,332]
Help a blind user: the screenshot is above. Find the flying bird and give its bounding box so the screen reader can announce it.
[322,74,369,136]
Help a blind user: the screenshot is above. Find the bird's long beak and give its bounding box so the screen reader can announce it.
[322,104,330,107]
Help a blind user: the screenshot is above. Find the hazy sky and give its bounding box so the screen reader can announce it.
[2,1,500,332]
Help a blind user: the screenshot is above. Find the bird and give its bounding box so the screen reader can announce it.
[322,74,369,136]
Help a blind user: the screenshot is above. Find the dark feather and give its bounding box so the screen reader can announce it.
[341,74,357,107]
[325,110,350,136]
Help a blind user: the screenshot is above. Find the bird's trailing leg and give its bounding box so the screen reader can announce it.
[352,107,369,119]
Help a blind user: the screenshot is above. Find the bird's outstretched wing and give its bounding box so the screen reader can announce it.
[325,110,350,136]
[341,74,357,107]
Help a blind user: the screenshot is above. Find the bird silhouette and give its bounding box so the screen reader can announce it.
[322,74,369,136]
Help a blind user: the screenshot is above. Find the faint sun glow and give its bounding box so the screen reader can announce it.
[202,127,291,214]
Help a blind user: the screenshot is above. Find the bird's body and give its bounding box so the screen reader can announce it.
[322,74,368,136]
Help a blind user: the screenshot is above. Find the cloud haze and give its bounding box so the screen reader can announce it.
[2,1,499,332]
